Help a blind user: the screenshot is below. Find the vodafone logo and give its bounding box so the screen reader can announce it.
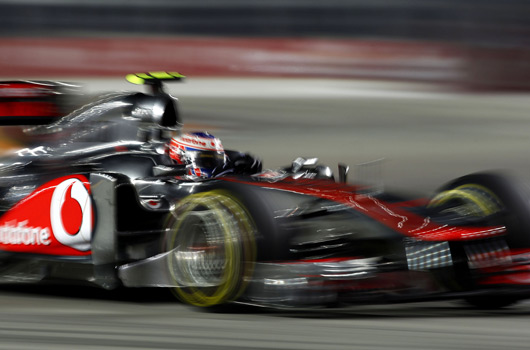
[50,178,92,251]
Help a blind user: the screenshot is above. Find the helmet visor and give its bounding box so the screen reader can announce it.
[189,150,225,170]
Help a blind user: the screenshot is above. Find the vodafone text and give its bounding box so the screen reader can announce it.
[0,220,51,246]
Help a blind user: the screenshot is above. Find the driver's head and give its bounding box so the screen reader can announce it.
[169,132,226,178]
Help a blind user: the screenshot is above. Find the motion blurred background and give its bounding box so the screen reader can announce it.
[0,0,528,89]
[0,0,530,193]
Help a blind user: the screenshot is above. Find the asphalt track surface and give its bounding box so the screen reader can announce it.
[1,78,530,349]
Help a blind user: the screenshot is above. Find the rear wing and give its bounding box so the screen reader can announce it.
[0,72,183,127]
[0,81,79,125]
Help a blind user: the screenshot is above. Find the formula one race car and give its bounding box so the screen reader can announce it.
[0,72,529,309]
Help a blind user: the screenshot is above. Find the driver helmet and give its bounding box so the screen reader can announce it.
[169,132,226,178]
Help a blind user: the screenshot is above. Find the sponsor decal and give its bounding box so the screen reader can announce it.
[50,178,92,252]
[0,175,93,256]
[171,135,223,152]
[180,136,207,147]
[0,220,51,246]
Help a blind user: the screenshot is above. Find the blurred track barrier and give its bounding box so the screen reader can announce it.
[0,37,528,90]
[0,37,462,82]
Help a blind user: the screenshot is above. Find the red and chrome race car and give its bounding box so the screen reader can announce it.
[0,72,529,309]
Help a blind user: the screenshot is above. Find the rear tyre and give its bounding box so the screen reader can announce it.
[165,190,256,307]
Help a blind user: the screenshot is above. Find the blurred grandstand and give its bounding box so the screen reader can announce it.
[0,0,528,90]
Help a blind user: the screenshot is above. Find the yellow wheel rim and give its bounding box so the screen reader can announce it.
[428,184,503,217]
[166,190,256,307]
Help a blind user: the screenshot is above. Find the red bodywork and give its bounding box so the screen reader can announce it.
[0,175,92,257]
[227,177,506,242]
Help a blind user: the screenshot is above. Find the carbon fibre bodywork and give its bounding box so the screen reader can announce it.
[0,76,529,309]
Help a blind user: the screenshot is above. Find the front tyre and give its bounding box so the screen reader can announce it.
[429,172,530,308]
[165,190,256,307]
[428,183,504,220]
[432,172,530,247]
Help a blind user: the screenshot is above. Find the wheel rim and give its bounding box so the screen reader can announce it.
[428,184,503,217]
[171,209,230,287]
[166,191,256,307]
